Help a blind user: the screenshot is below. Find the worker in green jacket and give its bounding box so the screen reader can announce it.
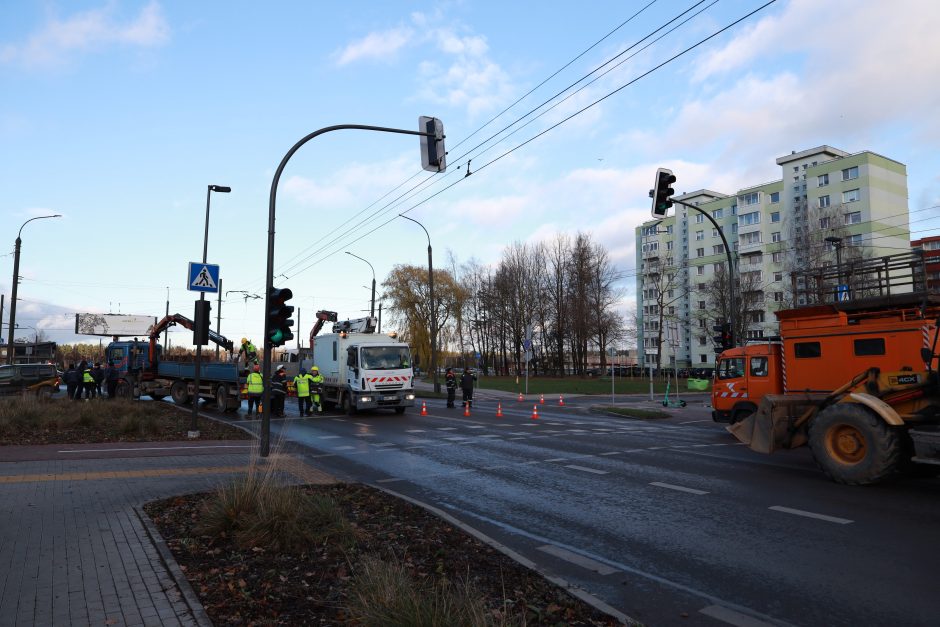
[246,364,264,417]
[310,366,325,413]
[82,364,97,400]
[293,368,315,416]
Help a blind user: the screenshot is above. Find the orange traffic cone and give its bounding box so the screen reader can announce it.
[496,402,504,418]
[539,394,545,405]
[420,401,428,416]
[558,395,565,406]
[517,392,524,402]
[531,404,539,420]
[464,402,471,417]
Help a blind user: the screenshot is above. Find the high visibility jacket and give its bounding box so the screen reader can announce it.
[294,373,314,397]
[82,370,94,384]
[247,372,264,394]
[310,373,324,392]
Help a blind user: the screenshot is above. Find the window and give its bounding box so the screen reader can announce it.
[669,306,675,315]
[772,251,782,263]
[842,166,859,181]
[718,358,746,380]
[712,228,719,237]
[770,192,780,203]
[696,230,704,241]
[713,208,724,219]
[748,310,765,323]
[770,211,780,223]
[713,244,725,255]
[697,265,705,276]
[698,300,706,310]
[731,205,738,215]
[750,357,768,377]
[818,195,830,208]
[846,233,863,246]
[739,211,761,226]
[739,231,762,246]
[774,291,784,302]
[741,192,761,206]
[666,241,673,251]
[698,319,707,328]
[854,338,885,356]
[698,336,707,346]
[774,271,783,282]
[844,211,861,225]
[792,166,799,173]
[843,189,860,203]
[700,354,708,364]
[666,224,674,234]
[742,270,763,283]
[819,217,830,229]
[696,247,705,257]
[818,173,829,186]
[794,342,821,358]
[731,223,738,234]
[772,232,781,243]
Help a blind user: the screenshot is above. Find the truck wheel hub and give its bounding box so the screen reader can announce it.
[828,425,866,464]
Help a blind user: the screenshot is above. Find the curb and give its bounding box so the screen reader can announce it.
[135,505,214,627]
[373,484,636,626]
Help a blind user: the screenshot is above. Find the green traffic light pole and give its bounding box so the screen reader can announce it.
[669,197,737,343]
[260,123,442,458]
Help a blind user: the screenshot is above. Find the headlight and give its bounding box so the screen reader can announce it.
[360,396,372,403]
[405,393,415,400]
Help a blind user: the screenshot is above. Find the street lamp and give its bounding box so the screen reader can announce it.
[346,251,375,318]
[399,214,438,393]
[825,235,845,301]
[7,214,61,365]
[190,185,230,438]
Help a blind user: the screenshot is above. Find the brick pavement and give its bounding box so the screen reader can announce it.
[0,445,334,627]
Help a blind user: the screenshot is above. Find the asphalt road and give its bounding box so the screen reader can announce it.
[207,394,939,627]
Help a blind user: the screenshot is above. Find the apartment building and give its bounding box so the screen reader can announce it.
[636,145,910,372]
[912,234,940,291]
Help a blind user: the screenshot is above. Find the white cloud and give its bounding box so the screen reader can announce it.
[0,1,169,68]
[333,27,413,66]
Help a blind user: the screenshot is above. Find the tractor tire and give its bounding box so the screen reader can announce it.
[808,403,901,485]
[170,380,191,405]
[215,384,230,410]
[342,393,356,416]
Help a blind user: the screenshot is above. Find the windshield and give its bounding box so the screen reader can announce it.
[360,346,411,370]
[717,357,746,380]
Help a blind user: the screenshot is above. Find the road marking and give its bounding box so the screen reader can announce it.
[376,477,403,483]
[495,423,512,427]
[479,434,501,438]
[445,436,468,441]
[680,419,712,425]
[0,465,250,484]
[544,457,568,463]
[353,433,375,437]
[508,437,527,441]
[699,604,776,627]
[405,429,425,433]
[57,444,252,453]
[546,422,564,426]
[372,442,396,447]
[650,482,709,495]
[468,425,485,429]
[769,506,853,525]
[317,435,340,440]
[354,422,371,427]
[437,427,456,431]
[333,445,355,451]
[599,451,621,456]
[538,545,619,575]
[565,465,608,475]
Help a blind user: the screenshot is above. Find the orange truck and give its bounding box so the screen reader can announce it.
[717,251,940,484]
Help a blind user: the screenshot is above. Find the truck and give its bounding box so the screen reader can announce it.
[299,310,416,415]
[718,251,940,484]
[104,313,244,412]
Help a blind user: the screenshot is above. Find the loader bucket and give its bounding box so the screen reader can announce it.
[727,395,820,453]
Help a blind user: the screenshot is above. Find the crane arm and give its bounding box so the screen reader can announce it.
[148,313,235,362]
[309,310,338,345]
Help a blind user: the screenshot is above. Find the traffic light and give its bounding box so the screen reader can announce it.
[651,167,677,218]
[419,116,446,172]
[193,300,211,346]
[267,287,294,347]
[712,322,733,351]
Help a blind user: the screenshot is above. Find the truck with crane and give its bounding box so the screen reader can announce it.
[298,310,416,415]
[104,313,244,411]
[718,251,940,484]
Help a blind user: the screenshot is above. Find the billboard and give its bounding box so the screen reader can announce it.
[75,314,157,337]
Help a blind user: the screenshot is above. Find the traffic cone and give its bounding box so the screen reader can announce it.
[420,401,428,416]
[517,392,523,402]
[496,402,504,418]
[558,395,565,406]
[531,404,539,420]
[539,394,545,405]
[464,402,471,417]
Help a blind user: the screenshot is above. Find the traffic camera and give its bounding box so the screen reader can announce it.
[267,287,294,347]
[651,168,677,218]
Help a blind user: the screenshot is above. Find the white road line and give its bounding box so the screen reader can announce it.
[375,477,403,483]
[405,429,425,433]
[544,457,569,463]
[699,604,776,627]
[565,465,608,475]
[333,445,355,451]
[680,419,712,425]
[599,451,621,456]
[437,427,456,431]
[372,442,396,447]
[479,434,501,438]
[318,435,340,440]
[445,436,468,441]
[58,444,252,453]
[353,433,375,437]
[495,423,512,427]
[538,545,619,575]
[510,432,529,435]
[467,425,485,429]
[650,482,709,495]
[508,437,527,441]
[769,506,853,525]
[354,422,370,427]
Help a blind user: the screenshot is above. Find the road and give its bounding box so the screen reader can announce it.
[206,393,939,627]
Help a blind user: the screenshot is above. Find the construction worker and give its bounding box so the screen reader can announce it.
[246,364,264,416]
[293,367,314,416]
[238,338,258,369]
[82,363,97,400]
[445,367,457,408]
[270,365,287,417]
[310,366,325,413]
[460,367,476,409]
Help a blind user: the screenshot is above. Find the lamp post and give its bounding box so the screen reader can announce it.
[825,235,845,301]
[346,251,375,318]
[7,214,61,365]
[190,185,230,438]
[399,214,438,393]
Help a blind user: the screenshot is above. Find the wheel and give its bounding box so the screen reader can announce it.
[730,404,757,425]
[322,399,336,411]
[170,380,191,405]
[679,400,687,408]
[342,393,356,415]
[662,400,668,407]
[115,381,133,399]
[808,403,901,485]
[394,407,406,415]
[216,383,230,409]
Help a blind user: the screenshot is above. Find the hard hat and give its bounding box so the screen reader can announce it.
[276,365,285,371]
[242,338,248,344]
[253,365,261,372]
[311,366,319,371]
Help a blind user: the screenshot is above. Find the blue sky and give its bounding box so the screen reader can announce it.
[2,0,939,349]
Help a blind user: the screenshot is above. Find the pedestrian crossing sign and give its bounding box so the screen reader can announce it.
[188,262,220,293]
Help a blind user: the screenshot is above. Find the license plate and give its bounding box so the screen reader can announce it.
[383,395,398,401]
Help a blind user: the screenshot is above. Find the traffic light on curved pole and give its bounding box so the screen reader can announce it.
[651,168,677,218]
[267,287,294,347]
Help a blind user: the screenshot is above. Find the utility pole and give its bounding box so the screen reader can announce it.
[216,278,223,360]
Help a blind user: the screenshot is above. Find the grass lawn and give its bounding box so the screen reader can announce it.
[447,375,710,396]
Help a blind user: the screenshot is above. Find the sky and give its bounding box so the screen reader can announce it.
[2,0,939,351]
